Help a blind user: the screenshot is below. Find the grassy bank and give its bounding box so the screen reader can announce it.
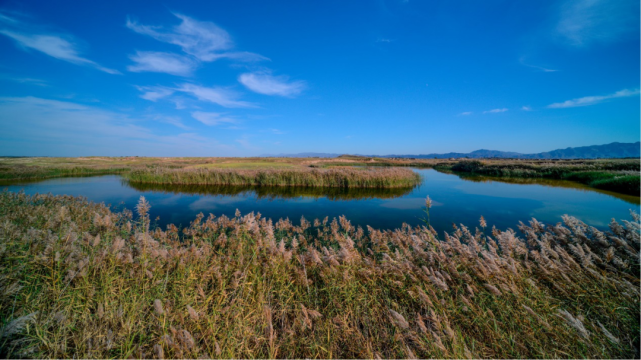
[446,160,640,196]
[124,167,422,188]
[0,192,638,358]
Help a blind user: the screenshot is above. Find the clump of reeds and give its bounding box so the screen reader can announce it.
[0,190,638,358]
[124,167,422,188]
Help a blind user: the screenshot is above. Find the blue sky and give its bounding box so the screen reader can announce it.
[0,0,639,156]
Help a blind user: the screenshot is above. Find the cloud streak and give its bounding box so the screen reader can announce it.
[177,83,255,108]
[135,86,175,102]
[135,84,254,108]
[548,88,640,108]
[126,13,267,63]
[556,0,639,47]
[191,111,236,126]
[483,108,508,114]
[0,14,119,74]
[238,72,306,97]
[127,51,196,76]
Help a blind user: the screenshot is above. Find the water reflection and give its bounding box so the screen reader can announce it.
[2,170,638,233]
[125,181,416,200]
[448,172,640,205]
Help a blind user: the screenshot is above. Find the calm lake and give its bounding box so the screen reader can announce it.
[3,169,639,234]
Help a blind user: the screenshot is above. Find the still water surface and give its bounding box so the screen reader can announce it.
[3,169,639,234]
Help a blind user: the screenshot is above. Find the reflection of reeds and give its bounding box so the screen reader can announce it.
[125,180,417,200]
[0,166,128,182]
[0,191,639,358]
[439,170,640,205]
[444,160,640,196]
[125,167,422,188]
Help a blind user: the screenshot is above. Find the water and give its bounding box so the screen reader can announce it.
[3,169,639,234]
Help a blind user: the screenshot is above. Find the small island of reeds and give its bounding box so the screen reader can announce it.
[124,167,422,188]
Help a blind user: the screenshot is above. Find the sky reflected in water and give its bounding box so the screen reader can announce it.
[3,169,639,234]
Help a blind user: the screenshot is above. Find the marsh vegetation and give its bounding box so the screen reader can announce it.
[1,156,638,196]
[124,167,422,189]
[0,191,638,358]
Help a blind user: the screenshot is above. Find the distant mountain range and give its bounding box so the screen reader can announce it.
[264,142,640,159]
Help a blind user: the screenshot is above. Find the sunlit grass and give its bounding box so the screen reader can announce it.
[189,162,296,169]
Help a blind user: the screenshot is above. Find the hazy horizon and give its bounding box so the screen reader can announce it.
[1,0,639,156]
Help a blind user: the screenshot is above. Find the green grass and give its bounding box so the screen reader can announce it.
[0,191,638,358]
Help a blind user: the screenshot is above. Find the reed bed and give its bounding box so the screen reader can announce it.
[124,167,422,189]
[2,157,638,197]
[0,191,638,358]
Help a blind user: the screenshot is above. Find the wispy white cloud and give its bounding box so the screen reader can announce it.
[126,13,268,63]
[148,114,189,129]
[0,74,48,86]
[177,83,255,108]
[191,111,236,126]
[238,72,306,97]
[547,88,640,108]
[127,51,196,76]
[519,57,558,72]
[483,108,508,114]
[376,38,394,43]
[0,12,19,25]
[0,14,119,74]
[521,106,532,111]
[135,85,175,101]
[135,83,253,108]
[556,0,639,47]
[459,111,473,116]
[171,98,187,109]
